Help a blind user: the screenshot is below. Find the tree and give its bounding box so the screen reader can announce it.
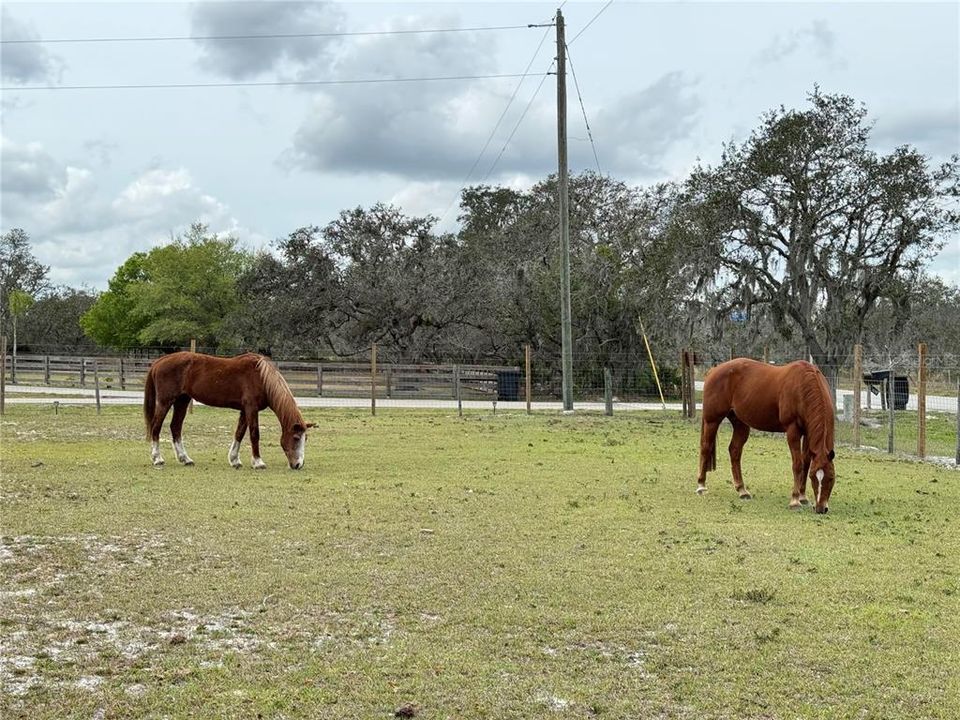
[684,89,960,391]
[19,287,98,354]
[456,173,700,392]
[862,274,960,368]
[8,289,34,378]
[323,204,477,361]
[80,252,150,349]
[226,227,341,357]
[81,224,250,349]
[0,228,49,337]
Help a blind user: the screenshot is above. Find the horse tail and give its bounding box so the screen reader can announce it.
[700,415,716,472]
[143,364,156,439]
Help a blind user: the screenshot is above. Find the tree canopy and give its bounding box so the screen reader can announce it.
[683,89,960,383]
[9,89,957,382]
[81,224,249,349]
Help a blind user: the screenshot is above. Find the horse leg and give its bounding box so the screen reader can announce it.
[798,435,811,506]
[228,412,247,468]
[248,409,266,469]
[169,396,195,466]
[149,398,174,466]
[728,416,752,500]
[786,425,806,510]
[696,418,722,495]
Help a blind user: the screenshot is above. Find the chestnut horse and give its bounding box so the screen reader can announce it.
[696,358,836,513]
[143,352,314,470]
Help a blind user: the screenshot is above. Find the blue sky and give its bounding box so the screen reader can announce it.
[2,1,958,289]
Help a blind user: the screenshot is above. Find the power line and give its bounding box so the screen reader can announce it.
[565,43,602,175]
[1,72,538,92]
[438,24,553,225]
[481,59,555,183]
[569,0,614,45]
[0,24,535,45]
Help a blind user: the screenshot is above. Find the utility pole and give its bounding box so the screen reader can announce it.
[556,9,573,412]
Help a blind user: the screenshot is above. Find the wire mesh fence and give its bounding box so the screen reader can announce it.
[2,342,958,465]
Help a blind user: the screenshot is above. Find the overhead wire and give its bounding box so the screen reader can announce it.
[568,0,614,45]
[0,24,534,44]
[1,72,536,92]
[565,42,602,175]
[438,23,554,226]
[480,60,554,184]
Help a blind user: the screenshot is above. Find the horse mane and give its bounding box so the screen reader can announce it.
[256,356,304,429]
[798,364,834,454]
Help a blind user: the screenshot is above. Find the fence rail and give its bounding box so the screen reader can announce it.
[2,353,523,402]
[3,345,957,466]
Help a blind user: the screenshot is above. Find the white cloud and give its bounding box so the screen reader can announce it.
[1,137,265,288]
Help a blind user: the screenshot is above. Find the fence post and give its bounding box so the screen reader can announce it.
[604,367,613,416]
[386,367,393,399]
[1,336,6,416]
[852,344,862,448]
[80,358,86,388]
[11,347,15,384]
[317,364,323,397]
[955,378,959,467]
[682,349,696,420]
[370,343,377,416]
[525,344,532,415]
[44,355,50,384]
[119,357,126,391]
[680,350,688,417]
[190,339,197,354]
[917,343,927,459]
[455,364,462,417]
[93,358,101,416]
[887,366,895,454]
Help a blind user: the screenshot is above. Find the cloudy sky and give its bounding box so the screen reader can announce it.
[2,1,958,289]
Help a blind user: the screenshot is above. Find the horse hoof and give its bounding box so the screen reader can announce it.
[788,503,803,511]
[695,486,707,495]
[799,497,810,506]
[153,458,165,467]
[739,492,752,500]
[181,459,195,466]
[230,462,242,469]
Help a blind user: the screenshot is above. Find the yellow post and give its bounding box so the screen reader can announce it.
[639,317,666,410]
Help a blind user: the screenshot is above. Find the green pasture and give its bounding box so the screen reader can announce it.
[1,405,958,719]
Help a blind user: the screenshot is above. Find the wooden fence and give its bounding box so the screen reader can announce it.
[1,353,521,401]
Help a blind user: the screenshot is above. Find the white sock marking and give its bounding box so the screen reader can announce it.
[228,440,242,467]
[151,441,164,466]
[174,439,194,465]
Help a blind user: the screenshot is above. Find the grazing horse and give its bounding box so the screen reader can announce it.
[696,358,836,513]
[143,352,314,470]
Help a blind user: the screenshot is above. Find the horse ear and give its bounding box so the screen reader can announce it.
[828,449,835,461]
[306,422,317,429]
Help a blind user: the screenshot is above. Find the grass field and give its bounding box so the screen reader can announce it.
[2,405,958,719]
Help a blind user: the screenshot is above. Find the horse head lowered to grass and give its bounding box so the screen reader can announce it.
[696,358,836,513]
[143,352,315,470]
